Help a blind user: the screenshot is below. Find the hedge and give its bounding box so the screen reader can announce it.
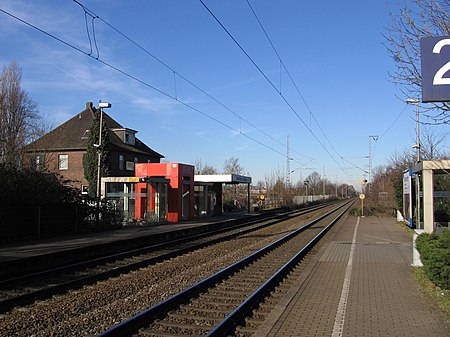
[415,229,450,290]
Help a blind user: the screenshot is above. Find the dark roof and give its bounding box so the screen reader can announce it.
[25,102,164,158]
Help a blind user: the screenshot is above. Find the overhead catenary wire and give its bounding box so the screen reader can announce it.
[74,0,99,58]
[0,6,292,162]
[245,0,344,161]
[198,0,345,170]
[71,0,308,161]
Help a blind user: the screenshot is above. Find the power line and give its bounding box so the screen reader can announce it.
[378,104,408,140]
[245,0,343,160]
[198,0,344,170]
[71,0,309,161]
[0,6,291,161]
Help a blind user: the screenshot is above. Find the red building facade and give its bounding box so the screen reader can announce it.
[135,163,195,222]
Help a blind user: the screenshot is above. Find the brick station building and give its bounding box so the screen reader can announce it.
[24,102,163,193]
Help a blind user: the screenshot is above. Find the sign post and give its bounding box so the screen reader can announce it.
[359,193,365,217]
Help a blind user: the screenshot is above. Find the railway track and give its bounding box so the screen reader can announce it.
[0,202,334,313]
[98,199,354,337]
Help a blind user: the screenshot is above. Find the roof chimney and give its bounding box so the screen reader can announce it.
[86,102,93,110]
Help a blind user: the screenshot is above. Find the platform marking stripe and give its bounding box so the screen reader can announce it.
[331,217,360,337]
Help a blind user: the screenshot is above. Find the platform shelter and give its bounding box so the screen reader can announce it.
[101,175,170,223]
[101,162,194,224]
[101,167,252,224]
[405,160,450,233]
[194,174,252,217]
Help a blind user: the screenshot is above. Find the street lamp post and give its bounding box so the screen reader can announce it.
[407,98,421,229]
[96,102,111,223]
[304,180,309,203]
[407,98,420,163]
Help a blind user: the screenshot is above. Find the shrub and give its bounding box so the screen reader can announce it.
[0,163,120,242]
[416,229,450,290]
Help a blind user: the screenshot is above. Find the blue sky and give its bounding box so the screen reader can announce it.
[1,0,445,188]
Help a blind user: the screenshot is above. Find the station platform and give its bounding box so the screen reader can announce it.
[0,212,257,276]
[255,215,449,337]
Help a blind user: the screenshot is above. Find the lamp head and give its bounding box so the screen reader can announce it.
[99,102,111,109]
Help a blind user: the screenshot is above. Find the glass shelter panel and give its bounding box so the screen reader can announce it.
[194,185,215,217]
[105,182,136,223]
[146,182,168,223]
[434,173,450,231]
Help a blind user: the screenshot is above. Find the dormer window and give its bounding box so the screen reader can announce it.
[125,132,135,145]
[112,128,137,146]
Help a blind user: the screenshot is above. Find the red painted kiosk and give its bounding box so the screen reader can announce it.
[135,163,195,222]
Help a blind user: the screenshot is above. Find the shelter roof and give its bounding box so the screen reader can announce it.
[194,174,252,184]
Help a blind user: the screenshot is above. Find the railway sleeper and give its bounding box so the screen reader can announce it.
[236,274,273,283]
[237,266,275,274]
[235,325,258,337]
[250,309,270,320]
[194,294,244,305]
[234,271,268,280]
[175,305,229,317]
[220,280,260,289]
[207,289,252,297]
[248,262,281,270]
[188,298,237,309]
[213,283,256,292]
[147,320,212,335]
[201,291,251,303]
[268,289,287,299]
[165,312,225,325]
[257,298,280,310]
[185,299,237,311]
[213,285,258,295]
[179,302,230,313]
[287,267,304,277]
[272,281,295,292]
[138,331,204,337]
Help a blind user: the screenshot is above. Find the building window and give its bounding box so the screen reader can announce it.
[119,154,124,170]
[58,154,68,170]
[35,154,45,170]
[125,131,135,145]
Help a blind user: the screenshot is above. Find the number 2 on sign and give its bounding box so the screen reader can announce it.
[433,38,450,85]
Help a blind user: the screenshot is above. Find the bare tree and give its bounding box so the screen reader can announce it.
[223,156,244,174]
[305,171,321,196]
[385,0,450,123]
[263,168,287,208]
[0,61,39,167]
[222,157,246,210]
[193,158,218,175]
[420,126,450,159]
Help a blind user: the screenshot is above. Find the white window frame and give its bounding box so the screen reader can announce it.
[58,154,68,170]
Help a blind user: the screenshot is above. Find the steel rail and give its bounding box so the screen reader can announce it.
[0,202,333,313]
[1,202,329,284]
[97,200,353,337]
[207,200,354,337]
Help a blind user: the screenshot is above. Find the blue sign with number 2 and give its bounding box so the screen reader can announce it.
[421,36,450,102]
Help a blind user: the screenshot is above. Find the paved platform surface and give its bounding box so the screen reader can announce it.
[256,215,449,337]
[0,212,255,264]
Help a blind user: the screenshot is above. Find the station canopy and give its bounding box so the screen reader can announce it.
[194,174,252,185]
